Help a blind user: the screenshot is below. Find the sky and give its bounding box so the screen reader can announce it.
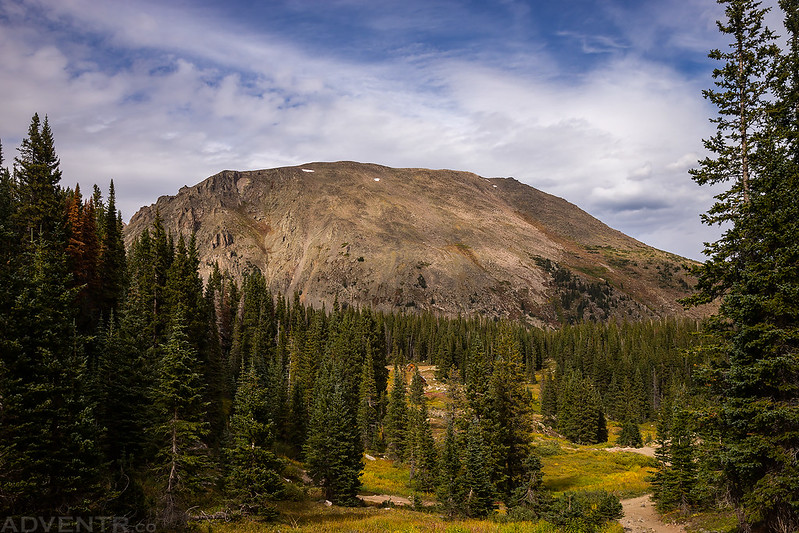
[0,0,786,260]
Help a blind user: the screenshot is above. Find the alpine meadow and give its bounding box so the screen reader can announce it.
[1,1,799,532]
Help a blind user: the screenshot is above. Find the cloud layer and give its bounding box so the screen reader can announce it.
[0,0,759,260]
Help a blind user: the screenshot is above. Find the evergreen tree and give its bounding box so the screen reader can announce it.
[0,122,101,516]
[357,341,380,450]
[94,315,149,466]
[557,372,607,445]
[539,371,558,422]
[0,238,101,515]
[407,369,437,491]
[686,1,799,529]
[437,415,463,518]
[304,358,363,505]
[98,181,126,319]
[652,407,698,515]
[225,365,284,515]
[65,186,102,330]
[483,331,532,502]
[384,364,409,461]
[616,419,644,448]
[12,114,65,242]
[509,451,549,520]
[458,421,495,518]
[151,306,210,528]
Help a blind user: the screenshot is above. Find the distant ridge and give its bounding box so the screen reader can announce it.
[125,161,707,326]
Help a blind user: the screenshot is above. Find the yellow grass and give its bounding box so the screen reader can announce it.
[541,444,655,498]
[360,456,418,498]
[205,500,558,532]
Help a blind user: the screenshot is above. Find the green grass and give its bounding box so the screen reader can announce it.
[683,509,738,533]
[360,456,418,498]
[541,443,655,498]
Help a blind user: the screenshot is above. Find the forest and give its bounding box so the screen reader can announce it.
[2,0,799,531]
[0,115,704,531]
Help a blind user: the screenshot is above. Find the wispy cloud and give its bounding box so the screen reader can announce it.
[0,0,750,260]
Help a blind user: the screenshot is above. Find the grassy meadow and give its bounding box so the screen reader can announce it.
[193,369,657,532]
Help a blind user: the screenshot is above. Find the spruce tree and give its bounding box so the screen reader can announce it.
[510,451,549,519]
[0,238,101,515]
[686,1,799,529]
[12,114,65,242]
[98,181,126,319]
[304,358,363,505]
[616,419,644,448]
[357,341,380,450]
[225,365,284,515]
[0,121,101,516]
[384,364,409,461]
[151,305,211,528]
[65,186,102,330]
[437,415,463,518]
[458,422,495,518]
[484,331,532,502]
[539,371,558,422]
[557,372,607,445]
[407,369,437,491]
[652,407,698,515]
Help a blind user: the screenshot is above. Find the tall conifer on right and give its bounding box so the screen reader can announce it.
[685,1,799,530]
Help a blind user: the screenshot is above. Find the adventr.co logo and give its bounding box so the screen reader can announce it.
[0,516,156,533]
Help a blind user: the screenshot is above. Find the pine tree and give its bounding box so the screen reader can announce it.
[151,306,211,528]
[407,369,437,491]
[685,1,799,529]
[384,364,409,461]
[357,341,380,450]
[12,114,65,242]
[304,358,363,505]
[225,365,284,515]
[652,407,698,515]
[0,238,101,515]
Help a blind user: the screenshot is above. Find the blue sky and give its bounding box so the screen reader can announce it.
[0,0,785,260]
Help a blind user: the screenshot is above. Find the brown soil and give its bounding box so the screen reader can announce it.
[620,495,685,533]
[606,445,657,458]
[357,494,434,507]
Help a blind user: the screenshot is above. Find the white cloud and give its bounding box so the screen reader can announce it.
[0,0,726,260]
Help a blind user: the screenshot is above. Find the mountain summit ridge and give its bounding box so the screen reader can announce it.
[125,161,705,325]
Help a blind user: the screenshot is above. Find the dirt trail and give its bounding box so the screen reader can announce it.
[620,495,684,533]
[357,494,435,507]
[606,445,656,458]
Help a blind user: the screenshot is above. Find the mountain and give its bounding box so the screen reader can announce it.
[124,161,707,326]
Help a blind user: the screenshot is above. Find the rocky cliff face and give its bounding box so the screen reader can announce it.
[125,161,706,325]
